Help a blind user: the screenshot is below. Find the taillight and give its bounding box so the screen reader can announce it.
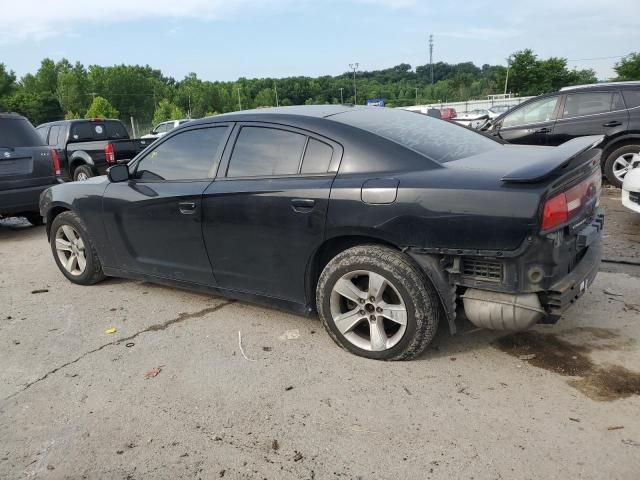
[50,149,61,176]
[105,143,115,165]
[541,172,601,231]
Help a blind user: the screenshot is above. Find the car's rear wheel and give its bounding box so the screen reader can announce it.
[604,144,640,188]
[73,165,93,182]
[50,211,105,285]
[316,245,441,360]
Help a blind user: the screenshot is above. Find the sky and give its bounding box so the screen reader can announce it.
[1,0,639,82]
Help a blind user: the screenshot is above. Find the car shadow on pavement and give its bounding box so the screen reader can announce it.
[0,218,44,240]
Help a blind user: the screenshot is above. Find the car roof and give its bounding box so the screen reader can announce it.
[190,105,362,126]
[560,81,640,92]
[0,112,27,120]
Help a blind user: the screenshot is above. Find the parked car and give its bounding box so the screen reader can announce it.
[40,106,603,361]
[439,107,457,120]
[36,119,154,181]
[0,113,60,225]
[453,109,490,129]
[487,104,516,119]
[622,167,640,213]
[483,82,640,187]
[142,119,191,140]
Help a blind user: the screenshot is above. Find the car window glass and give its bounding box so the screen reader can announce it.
[333,108,498,163]
[611,92,625,111]
[562,92,612,118]
[0,118,45,147]
[136,127,228,181]
[71,122,107,141]
[227,127,307,177]
[48,126,61,145]
[301,138,333,174]
[622,89,640,108]
[36,126,49,143]
[502,96,559,127]
[105,121,128,139]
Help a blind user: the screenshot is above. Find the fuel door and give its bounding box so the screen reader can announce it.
[361,178,399,205]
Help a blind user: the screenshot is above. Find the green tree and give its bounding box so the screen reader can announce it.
[152,99,185,124]
[7,91,62,125]
[615,53,640,81]
[0,63,16,98]
[85,96,119,119]
[57,60,90,116]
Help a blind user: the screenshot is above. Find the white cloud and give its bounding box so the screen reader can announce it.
[0,0,273,43]
[439,28,520,41]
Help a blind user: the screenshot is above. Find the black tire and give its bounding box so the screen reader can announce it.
[23,212,44,226]
[604,144,640,188]
[73,164,93,182]
[49,211,105,285]
[316,245,442,361]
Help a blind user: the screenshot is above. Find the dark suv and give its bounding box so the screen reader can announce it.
[485,82,640,187]
[0,113,60,225]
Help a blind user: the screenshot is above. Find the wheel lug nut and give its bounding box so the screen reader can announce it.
[359,298,365,304]
[359,310,365,315]
[376,307,382,313]
[369,296,375,302]
[369,315,376,321]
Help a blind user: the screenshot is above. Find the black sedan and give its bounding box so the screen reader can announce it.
[40,106,604,360]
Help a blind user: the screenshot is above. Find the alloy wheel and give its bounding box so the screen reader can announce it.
[76,172,88,181]
[613,152,640,183]
[55,225,87,276]
[329,270,407,352]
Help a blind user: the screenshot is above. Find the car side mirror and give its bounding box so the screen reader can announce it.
[107,164,130,183]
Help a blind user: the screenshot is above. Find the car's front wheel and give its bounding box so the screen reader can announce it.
[50,211,105,285]
[316,245,441,360]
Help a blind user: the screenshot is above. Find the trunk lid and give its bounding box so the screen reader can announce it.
[0,146,55,191]
[444,135,603,184]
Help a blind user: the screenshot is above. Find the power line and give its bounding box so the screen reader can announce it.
[567,55,625,62]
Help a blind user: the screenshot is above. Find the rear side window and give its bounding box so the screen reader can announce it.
[622,89,640,108]
[301,138,333,174]
[562,92,617,118]
[227,127,307,177]
[136,127,228,181]
[48,125,61,146]
[0,118,45,147]
[333,108,498,163]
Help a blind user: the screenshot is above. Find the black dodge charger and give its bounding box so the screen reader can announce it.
[40,106,604,360]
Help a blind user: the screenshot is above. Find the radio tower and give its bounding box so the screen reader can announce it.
[429,34,434,85]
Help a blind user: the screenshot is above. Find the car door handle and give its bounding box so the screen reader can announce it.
[291,198,315,212]
[603,121,622,127]
[534,127,552,133]
[179,201,196,214]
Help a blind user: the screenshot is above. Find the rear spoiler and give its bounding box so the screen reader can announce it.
[501,135,604,183]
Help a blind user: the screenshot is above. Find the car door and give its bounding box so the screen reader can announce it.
[101,124,232,285]
[548,91,629,145]
[494,95,561,145]
[202,123,341,303]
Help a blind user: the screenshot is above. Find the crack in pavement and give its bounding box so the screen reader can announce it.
[1,300,235,404]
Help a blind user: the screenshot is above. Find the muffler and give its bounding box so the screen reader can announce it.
[461,289,546,331]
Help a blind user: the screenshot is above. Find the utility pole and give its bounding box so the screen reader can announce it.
[339,88,344,104]
[429,34,434,85]
[415,87,419,105]
[504,58,511,95]
[274,81,279,107]
[349,63,359,104]
[188,90,192,118]
[237,87,242,110]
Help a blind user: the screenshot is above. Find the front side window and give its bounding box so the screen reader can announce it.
[502,96,559,128]
[135,127,228,181]
[562,92,615,118]
[227,127,307,177]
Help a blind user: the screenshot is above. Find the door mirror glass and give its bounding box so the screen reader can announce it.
[107,164,130,183]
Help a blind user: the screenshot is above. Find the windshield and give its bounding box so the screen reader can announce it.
[332,108,499,163]
[0,117,45,148]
